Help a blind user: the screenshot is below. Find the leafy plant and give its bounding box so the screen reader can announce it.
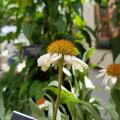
[0,0,109,119]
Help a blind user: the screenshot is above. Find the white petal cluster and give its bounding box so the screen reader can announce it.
[96,69,117,86]
[37,53,88,72]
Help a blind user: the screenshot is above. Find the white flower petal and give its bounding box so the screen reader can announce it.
[37,53,62,71]
[64,55,72,64]
[72,56,88,69]
[99,69,106,73]
[37,53,52,71]
[105,75,111,86]
[37,53,51,67]
[96,72,106,78]
[96,67,118,87]
[42,62,52,71]
[64,55,88,72]
[111,77,117,84]
[102,75,109,85]
[63,67,71,76]
[72,64,83,72]
[84,76,95,89]
[51,53,62,62]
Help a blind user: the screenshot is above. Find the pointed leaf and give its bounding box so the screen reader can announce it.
[83,47,95,61]
[0,89,5,120]
[45,86,102,120]
[115,54,120,64]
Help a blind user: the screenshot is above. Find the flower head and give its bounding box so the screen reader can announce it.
[36,97,46,105]
[96,64,120,86]
[36,97,49,109]
[47,40,79,56]
[37,39,88,71]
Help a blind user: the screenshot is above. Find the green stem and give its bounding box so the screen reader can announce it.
[53,56,64,120]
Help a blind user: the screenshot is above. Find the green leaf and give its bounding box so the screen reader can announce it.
[83,47,95,62]
[115,54,120,64]
[61,113,69,120]
[38,117,49,120]
[48,0,59,18]
[23,21,36,40]
[111,85,120,116]
[80,28,92,47]
[29,81,49,100]
[0,89,5,120]
[72,1,83,14]
[4,110,12,120]
[102,101,119,120]
[81,102,101,120]
[45,86,102,120]
[45,86,80,103]
[74,15,85,28]
[52,15,66,33]
[19,80,31,98]
[29,98,47,119]
[67,103,84,120]
[84,26,96,39]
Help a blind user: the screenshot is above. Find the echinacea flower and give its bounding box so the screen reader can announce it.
[37,39,88,71]
[96,64,120,86]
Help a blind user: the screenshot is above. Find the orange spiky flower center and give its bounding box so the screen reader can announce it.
[47,40,79,56]
[36,97,46,105]
[107,64,120,77]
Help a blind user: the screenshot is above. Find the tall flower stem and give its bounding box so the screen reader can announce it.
[53,56,64,120]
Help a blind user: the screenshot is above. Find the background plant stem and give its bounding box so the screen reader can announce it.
[53,56,64,120]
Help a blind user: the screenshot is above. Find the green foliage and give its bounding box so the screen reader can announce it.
[0,89,12,120]
[0,0,110,119]
[83,47,95,62]
[102,100,119,120]
[29,98,48,119]
[111,36,120,61]
[111,83,120,120]
[45,85,102,120]
[115,54,120,64]
[94,0,109,8]
[29,98,69,120]
[0,89,5,120]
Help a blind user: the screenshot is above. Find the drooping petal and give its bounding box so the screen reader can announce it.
[64,55,72,64]
[37,53,52,71]
[63,67,71,76]
[104,75,110,86]
[72,56,88,69]
[111,76,117,85]
[41,64,50,71]
[50,53,62,68]
[99,69,107,73]
[96,72,106,78]
[64,55,88,72]
[72,63,84,72]
[37,53,51,67]
[51,53,62,63]
[84,76,95,89]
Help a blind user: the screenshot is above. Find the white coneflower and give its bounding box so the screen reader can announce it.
[37,39,88,71]
[96,64,120,86]
[37,39,89,120]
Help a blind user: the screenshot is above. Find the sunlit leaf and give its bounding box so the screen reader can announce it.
[102,100,119,120]
[74,15,85,28]
[19,80,31,98]
[45,86,102,120]
[83,47,95,62]
[0,89,5,120]
[29,81,49,100]
[115,54,120,64]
